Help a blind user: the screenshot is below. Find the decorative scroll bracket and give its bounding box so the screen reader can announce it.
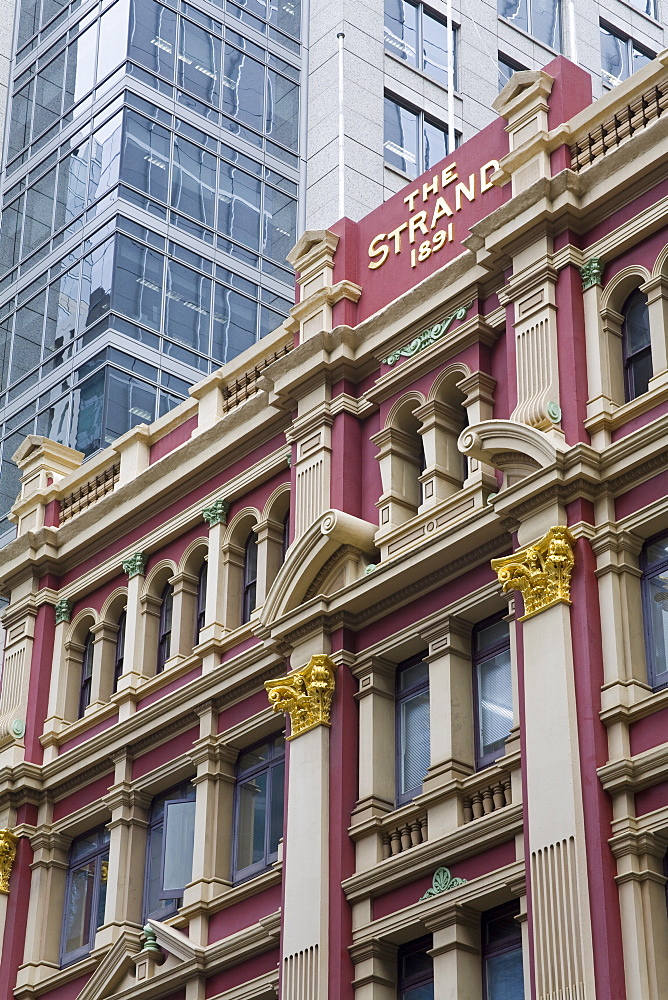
[202,499,229,527]
[265,654,337,740]
[122,551,147,578]
[420,866,467,900]
[383,304,471,365]
[0,830,19,894]
[491,525,575,621]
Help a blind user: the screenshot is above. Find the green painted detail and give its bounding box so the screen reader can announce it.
[54,598,73,624]
[10,719,25,739]
[364,564,377,574]
[580,259,604,290]
[420,866,467,900]
[285,452,292,468]
[202,499,229,527]
[122,551,147,578]
[383,304,471,365]
[546,401,562,423]
[142,924,161,955]
[486,492,498,505]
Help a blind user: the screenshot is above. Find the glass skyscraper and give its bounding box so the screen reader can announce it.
[0,0,302,541]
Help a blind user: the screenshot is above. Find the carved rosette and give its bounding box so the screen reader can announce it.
[202,499,229,527]
[122,551,147,578]
[491,526,575,621]
[0,829,18,894]
[54,598,73,624]
[264,654,337,740]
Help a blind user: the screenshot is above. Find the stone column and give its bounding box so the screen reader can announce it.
[42,599,75,760]
[115,552,147,719]
[458,371,497,489]
[169,570,199,661]
[415,400,466,509]
[0,590,38,766]
[371,426,421,535]
[641,274,668,386]
[349,940,397,1000]
[96,749,149,949]
[199,501,228,671]
[427,902,481,1000]
[254,515,285,607]
[89,619,120,708]
[580,260,619,448]
[287,403,334,541]
[492,525,596,999]
[265,653,336,1000]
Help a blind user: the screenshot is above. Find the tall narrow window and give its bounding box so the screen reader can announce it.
[641,533,668,690]
[396,655,430,806]
[242,531,258,624]
[60,827,110,966]
[384,0,457,89]
[156,582,173,673]
[398,937,434,999]
[143,781,196,922]
[112,610,126,693]
[622,289,652,401]
[194,560,207,644]
[233,733,285,881]
[473,615,513,770]
[498,0,561,51]
[482,901,524,1000]
[384,95,453,178]
[282,510,290,560]
[78,632,94,718]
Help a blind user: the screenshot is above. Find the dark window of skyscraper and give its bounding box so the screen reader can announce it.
[498,0,561,52]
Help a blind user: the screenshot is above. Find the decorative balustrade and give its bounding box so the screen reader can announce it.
[221,344,292,413]
[59,462,120,524]
[462,776,512,823]
[570,79,668,172]
[380,812,428,860]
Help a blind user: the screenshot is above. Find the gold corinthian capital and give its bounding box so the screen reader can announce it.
[264,654,337,740]
[491,525,575,621]
[0,829,19,894]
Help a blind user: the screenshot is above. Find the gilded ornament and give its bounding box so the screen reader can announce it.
[0,829,18,895]
[420,866,467,900]
[202,500,229,527]
[264,654,337,740]
[491,525,575,621]
[54,598,73,624]
[122,551,147,578]
[383,304,471,365]
[580,258,604,291]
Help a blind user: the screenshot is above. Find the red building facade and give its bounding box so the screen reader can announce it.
[1,52,668,1000]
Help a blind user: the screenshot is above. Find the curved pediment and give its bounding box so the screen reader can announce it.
[458,419,567,487]
[260,509,378,626]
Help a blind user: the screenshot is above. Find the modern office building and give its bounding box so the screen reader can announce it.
[1,48,668,1000]
[0,0,665,545]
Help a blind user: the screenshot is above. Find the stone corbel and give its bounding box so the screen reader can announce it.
[265,654,337,739]
[491,526,575,621]
[0,829,19,894]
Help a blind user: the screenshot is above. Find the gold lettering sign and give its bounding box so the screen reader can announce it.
[368,158,500,271]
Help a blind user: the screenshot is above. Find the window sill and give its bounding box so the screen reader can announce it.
[497,16,561,58]
[383,51,462,103]
[584,370,668,438]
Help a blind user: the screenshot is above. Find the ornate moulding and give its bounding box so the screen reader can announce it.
[0,829,18,894]
[265,654,337,740]
[491,525,575,620]
[202,499,229,527]
[122,551,147,578]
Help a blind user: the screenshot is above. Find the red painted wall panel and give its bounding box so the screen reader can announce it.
[207,884,281,943]
[53,772,113,822]
[132,726,199,780]
[204,949,279,997]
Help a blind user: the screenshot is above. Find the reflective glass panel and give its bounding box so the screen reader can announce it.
[399,689,430,794]
[129,0,176,79]
[44,264,80,357]
[212,283,257,362]
[601,26,628,87]
[63,24,97,111]
[8,82,34,160]
[112,234,163,329]
[89,110,123,202]
[423,11,449,86]
[0,195,24,274]
[177,19,221,105]
[423,118,448,170]
[218,161,262,250]
[122,110,170,202]
[384,0,417,65]
[33,50,65,137]
[165,259,211,352]
[477,649,513,760]
[23,167,56,257]
[171,135,216,226]
[97,0,130,82]
[485,949,525,1000]
[269,760,284,855]
[263,185,296,262]
[81,237,114,328]
[74,369,105,455]
[105,369,156,444]
[53,143,90,233]
[11,291,45,385]
[532,0,560,50]
[162,800,196,894]
[266,70,298,150]
[223,44,265,133]
[498,0,528,33]
[384,96,418,176]
[236,771,268,870]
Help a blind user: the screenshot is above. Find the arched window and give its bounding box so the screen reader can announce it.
[112,610,126,693]
[194,561,207,644]
[156,583,174,674]
[622,289,652,401]
[78,632,94,718]
[242,532,258,624]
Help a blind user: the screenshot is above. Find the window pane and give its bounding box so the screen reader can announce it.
[105,370,156,444]
[398,659,428,692]
[477,649,513,759]
[162,800,196,894]
[475,618,509,654]
[112,234,163,330]
[648,569,668,685]
[0,196,24,275]
[269,760,284,855]
[601,26,628,88]
[498,0,528,34]
[97,0,130,82]
[423,119,448,171]
[238,740,271,771]
[498,56,523,92]
[33,51,65,137]
[44,264,80,357]
[266,70,299,151]
[81,237,115,328]
[121,111,170,203]
[11,292,45,385]
[97,853,109,929]
[23,168,56,258]
[177,19,220,106]
[63,860,97,954]
[218,161,262,250]
[74,370,105,455]
[129,0,176,79]
[402,987,434,1000]
[89,111,123,202]
[223,45,265,134]
[400,689,430,794]
[165,259,211,352]
[423,12,449,86]
[172,135,216,226]
[485,949,525,1000]
[64,24,97,111]
[384,97,418,176]
[628,350,652,400]
[145,821,166,914]
[384,0,417,65]
[8,82,34,160]
[236,771,268,870]
[633,45,653,74]
[646,536,668,567]
[531,0,560,51]
[263,186,296,262]
[212,284,257,362]
[54,143,90,234]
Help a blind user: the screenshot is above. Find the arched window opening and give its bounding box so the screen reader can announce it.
[242,532,258,624]
[194,561,207,644]
[156,583,174,674]
[112,610,126,693]
[78,632,94,718]
[622,288,652,401]
[282,509,290,560]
